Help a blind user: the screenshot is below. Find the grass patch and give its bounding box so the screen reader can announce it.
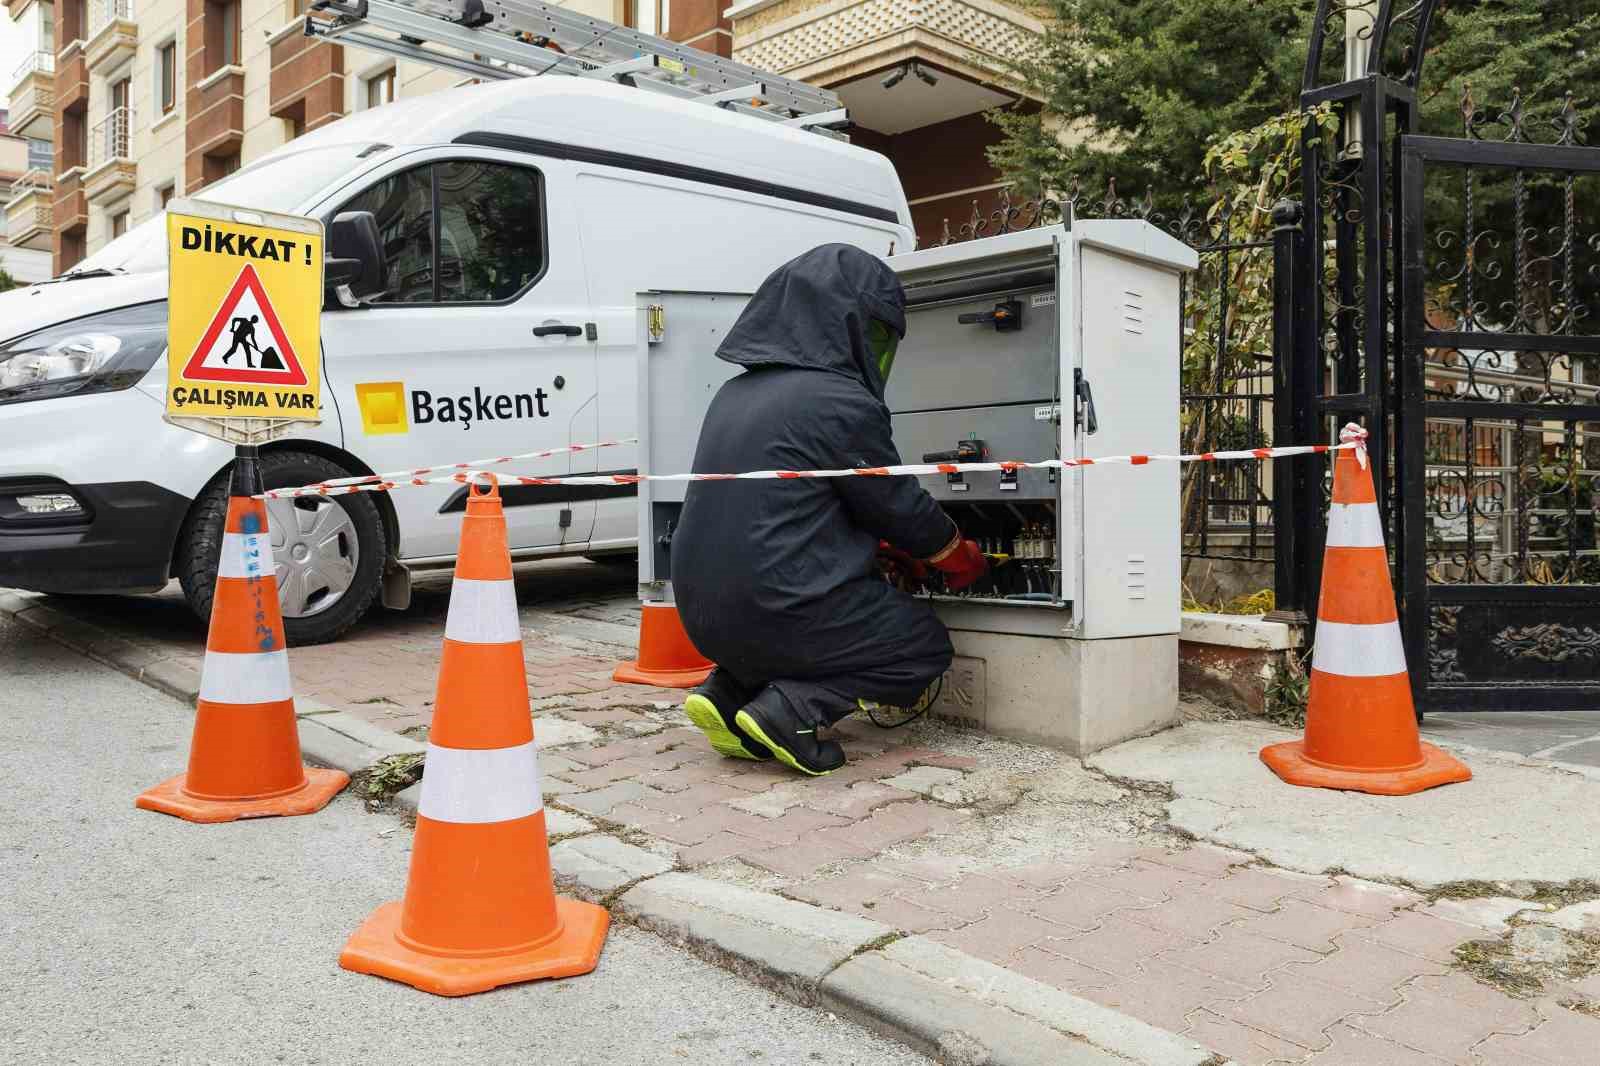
[357,752,425,799]
[1263,648,1310,729]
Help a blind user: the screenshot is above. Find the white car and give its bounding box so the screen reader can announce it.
[0,75,913,643]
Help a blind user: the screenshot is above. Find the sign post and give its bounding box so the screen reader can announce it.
[164,198,324,496]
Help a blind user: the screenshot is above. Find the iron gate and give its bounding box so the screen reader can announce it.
[1398,130,1600,711]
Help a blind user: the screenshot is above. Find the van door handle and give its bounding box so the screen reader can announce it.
[532,323,583,337]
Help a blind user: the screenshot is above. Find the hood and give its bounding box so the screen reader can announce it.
[715,244,906,400]
[0,271,168,344]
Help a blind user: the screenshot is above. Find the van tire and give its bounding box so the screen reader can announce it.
[176,451,388,646]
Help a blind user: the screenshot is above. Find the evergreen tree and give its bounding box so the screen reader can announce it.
[991,0,1600,209]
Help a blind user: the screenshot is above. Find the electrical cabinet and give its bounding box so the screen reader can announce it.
[634,221,1197,753]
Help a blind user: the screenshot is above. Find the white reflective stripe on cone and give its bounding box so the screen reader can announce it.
[443,578,521,644]
[198,649,293,704]
[1324,502,1386,549]
[419,741,543,823]
[217,532,274,579]
[1311,620,1408,677]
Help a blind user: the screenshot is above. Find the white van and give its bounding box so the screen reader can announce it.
[0,76,913,642]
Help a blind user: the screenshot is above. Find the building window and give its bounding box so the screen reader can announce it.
[206,0,241,71]
[158,183,176,209]
[27,138,53,172]
[158,40,177,114]
[366,68,395,109]
[111,75,130,114]
[222,1,240,65]
[111,210,129,238]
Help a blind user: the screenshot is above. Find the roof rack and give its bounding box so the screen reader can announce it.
[305,0,850,136]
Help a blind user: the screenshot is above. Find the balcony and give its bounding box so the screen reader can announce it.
[269,17,345,134]
[5,169,54,251]
[53,166,87,236]
[55,42,89,115]
[84,107,137,205]
[6,51,55,138]
[86,0,138,72]
[185,65,245,190]
[728,0,1042,93]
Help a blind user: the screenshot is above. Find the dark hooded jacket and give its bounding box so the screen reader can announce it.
[671,245,956,699]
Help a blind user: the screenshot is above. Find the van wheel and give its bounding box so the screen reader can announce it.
[176,451,388,646]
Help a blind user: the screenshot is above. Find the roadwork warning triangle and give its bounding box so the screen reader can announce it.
[180,263,308,385]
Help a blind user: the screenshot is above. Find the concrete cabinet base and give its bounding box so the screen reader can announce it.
[936,629,1179,756]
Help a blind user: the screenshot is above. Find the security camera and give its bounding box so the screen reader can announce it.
[913,62,938,87]
[881,65,907,90]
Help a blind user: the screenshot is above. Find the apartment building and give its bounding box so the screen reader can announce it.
[1,0,625,275]
[4,0,1038,275]
[663,0,1045,248]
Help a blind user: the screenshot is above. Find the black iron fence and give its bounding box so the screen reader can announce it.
[931,183,1281,569]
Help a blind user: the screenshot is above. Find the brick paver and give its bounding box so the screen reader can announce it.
[23,563,1598,1066]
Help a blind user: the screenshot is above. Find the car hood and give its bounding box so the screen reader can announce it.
[0,271,169,344]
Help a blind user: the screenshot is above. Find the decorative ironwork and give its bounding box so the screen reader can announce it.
[1492,623,1600,663]
[1428,605,1467,681]
[1303,0,1437,93]
[1399,102,1600,710]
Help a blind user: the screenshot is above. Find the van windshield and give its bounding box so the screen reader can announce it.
[73,143,386,276]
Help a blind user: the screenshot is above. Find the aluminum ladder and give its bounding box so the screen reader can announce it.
[305,0,850,135]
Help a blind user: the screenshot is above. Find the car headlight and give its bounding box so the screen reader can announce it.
[0,301,168,406]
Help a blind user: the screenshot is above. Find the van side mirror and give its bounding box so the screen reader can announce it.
[325,210,385,307]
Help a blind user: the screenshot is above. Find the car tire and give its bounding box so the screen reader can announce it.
[176,450,388,646]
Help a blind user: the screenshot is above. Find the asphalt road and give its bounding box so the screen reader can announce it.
[0,613,929,1066]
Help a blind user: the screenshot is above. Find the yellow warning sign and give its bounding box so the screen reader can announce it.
[165,199,323,430]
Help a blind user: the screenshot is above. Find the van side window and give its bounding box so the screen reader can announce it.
[339,167,434,303]
[336,161,544,304]
[436,162,545,302]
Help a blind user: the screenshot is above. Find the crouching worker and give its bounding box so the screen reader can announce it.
[672,244,987,777]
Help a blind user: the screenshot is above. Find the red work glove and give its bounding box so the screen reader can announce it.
[929,536,987,592]
[877,540,929,590]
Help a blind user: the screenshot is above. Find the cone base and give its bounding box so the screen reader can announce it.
[339,897,610,996]
[136,767,350,823]
[1261,740,1471,796]
[612,660,712,689]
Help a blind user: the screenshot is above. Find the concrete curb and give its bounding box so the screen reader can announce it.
[821,937,1216,1066]
[539,831,1226,1065]
[0,591,419,779]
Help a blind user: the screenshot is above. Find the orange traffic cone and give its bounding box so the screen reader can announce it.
[1261,424,1471,796]
[340,478,609,996]
[611,601,713,688]
[137,452,349,822]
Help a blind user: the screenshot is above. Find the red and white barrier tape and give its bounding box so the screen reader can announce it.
[258,438,636,499]
[258,425,1369,499]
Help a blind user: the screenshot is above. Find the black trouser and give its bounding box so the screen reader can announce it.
[684,578,952,729]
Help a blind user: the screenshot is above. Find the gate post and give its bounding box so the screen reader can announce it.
[1265,199,1311,624]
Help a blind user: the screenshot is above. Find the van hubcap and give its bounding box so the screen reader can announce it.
[264,497,360,618]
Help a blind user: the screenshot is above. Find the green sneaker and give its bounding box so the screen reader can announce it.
[683,673,771,760]
[735,693,845,777]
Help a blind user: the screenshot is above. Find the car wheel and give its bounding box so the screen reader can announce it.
[177,450,388,646]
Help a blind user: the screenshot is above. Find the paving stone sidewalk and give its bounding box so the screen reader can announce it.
[6,565,1600,1065]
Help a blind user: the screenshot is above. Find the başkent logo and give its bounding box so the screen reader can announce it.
[356,381,555,435]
